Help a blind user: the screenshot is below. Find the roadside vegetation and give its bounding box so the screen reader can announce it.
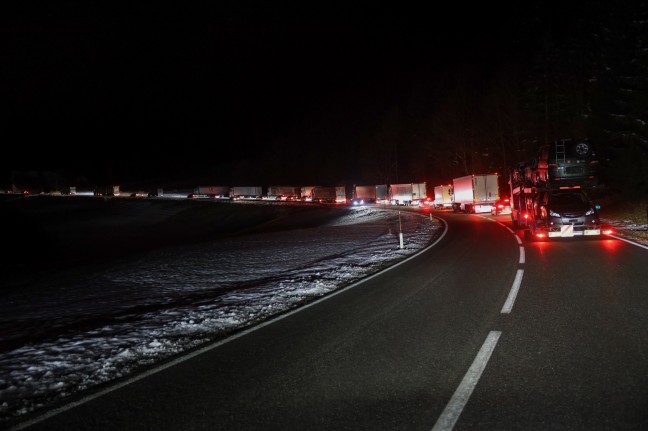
[598,195,648,243]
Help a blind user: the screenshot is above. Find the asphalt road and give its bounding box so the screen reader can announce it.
[9,211,648,431]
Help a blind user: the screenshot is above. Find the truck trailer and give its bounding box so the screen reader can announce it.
[451,174,499,213]
[193,186,229,198]
[230,186,263,200]
[389,182,426,206]
[311,186,346,204]
[300,186,316,202]
[433,184,453,209]
[266,186,300,201]
[94,185,120,197]
[376,184,389,204]
[411,182,427,205]
[61,186,77,195]
[351,185,377,205]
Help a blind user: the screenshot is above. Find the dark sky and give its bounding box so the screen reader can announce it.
[2,2,557,188]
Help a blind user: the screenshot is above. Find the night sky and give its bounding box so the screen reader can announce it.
[2,2,592,190]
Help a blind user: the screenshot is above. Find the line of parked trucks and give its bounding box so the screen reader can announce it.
[188,175,503,215]
[68,138,608,241]
[192,183,429,206]
[80,175,501,212]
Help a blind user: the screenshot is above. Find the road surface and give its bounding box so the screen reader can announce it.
[9,211,648,430]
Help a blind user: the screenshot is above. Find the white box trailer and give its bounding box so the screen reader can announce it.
[94,185,119,197]
[335,186,347,203]
[194,186,229,197]
[352,185,377,204]
[311,186,347,204]
[389,183,426,206]
[451,174,499,213]
[300,186,316,202]
[266,186,300,200]
[411,182,427,205]
[433,185,453,208]
[389,183,413,205]
[61,186,77,195]
[376,184,389,204]
[230,186,263,200]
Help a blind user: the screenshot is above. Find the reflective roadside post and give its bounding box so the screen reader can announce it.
[399,211,404,249]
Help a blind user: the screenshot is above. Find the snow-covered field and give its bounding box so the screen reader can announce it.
[0,197,443,425]
[1,195,646,427]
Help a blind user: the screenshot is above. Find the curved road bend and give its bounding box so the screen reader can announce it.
[17,211,648,430]
[454,215,648,430]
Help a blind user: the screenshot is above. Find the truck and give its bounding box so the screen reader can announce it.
[230,186,263,200]
[61,186,77,196]
[266,186,300,201]
[509,164,607,240]
[94,185,120,197]
[193,186,229,198]
[388,182,427,206]
[376,184,389,204]
[311,186,346,204]
[433,184,453,209]
[411,182,427,206]
[451,174,499,213]
[351,185,377,205]
[300,186,316,202]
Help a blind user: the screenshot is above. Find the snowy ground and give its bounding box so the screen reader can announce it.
[1,196,646,427]
[601,217,648,248]
[0,198,443,425]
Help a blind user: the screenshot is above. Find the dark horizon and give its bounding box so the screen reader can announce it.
[3,2,647,193]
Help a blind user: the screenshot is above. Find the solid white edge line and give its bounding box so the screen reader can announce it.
[431,331,502,431]
[515,234,522,245]
[609,234,648,250]
[519,246,525,264]
[8,213,450,431]
[501,269,524,314]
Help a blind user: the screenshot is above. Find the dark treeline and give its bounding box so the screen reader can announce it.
[3,2,647,197]
[245,2,648,195]
[349,2,648,196]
